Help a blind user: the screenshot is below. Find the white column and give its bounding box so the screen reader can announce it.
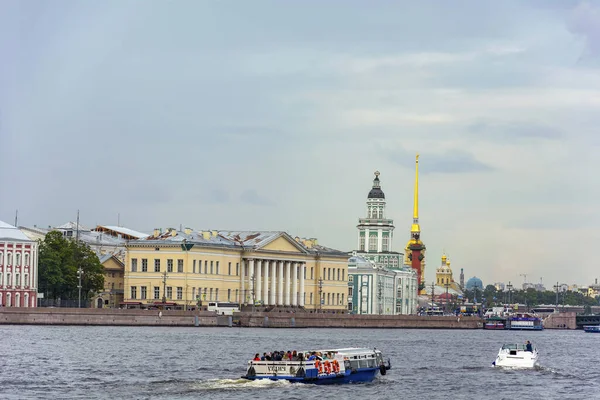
[299,263,305,307]
[285,261,291,306]
[240,259,245,304]
[247,259,254,304]
[270,261,276,305]
[256,259,262,304]
[263,260,269,305]
[278,261,284,305]
[292,262,298,306]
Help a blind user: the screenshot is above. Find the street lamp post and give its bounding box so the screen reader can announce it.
[77,267,84,308]
[506,281,513,305]
[250,273,255,313]
[161,270,168,304]
[444,282,450,314]
[553,282,560,308]
[318,277,323,312]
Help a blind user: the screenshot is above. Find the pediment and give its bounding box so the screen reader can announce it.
[257,234,307,254]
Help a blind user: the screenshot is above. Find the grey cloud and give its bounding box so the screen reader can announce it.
[239,189,275,207]
[567,1,600,58]
[386,146,493,174]
[467,121,564,141]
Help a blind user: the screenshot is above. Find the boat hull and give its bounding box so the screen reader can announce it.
[242,368,380,384]
[583,325,600,333]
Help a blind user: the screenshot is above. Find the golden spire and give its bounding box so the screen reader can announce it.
[411,153,420,233]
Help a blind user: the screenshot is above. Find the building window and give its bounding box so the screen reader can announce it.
[235,289,239,303]
[16,254,21,266]
[6,273,11,286]
[177,259,183,273]
[236,263,240,276]
[382,236,389,252]
[23,273,28,287]
[337,293,340,305]
[167,287,173,299]
[192,287,196,300]
[216,261,219,275]
[210,261,214,274]
[141,286,147,299]
[337,268,340,280]
[209,288,213,301]
[167,259,173,273]
[0,253,3,265]
[360,236,365,251]
[7,253,12,266]
[215,288,219,301]
[24,254,29,266]
[228,262,232,275]
[176,287,182,300]
[154,259,160,272]
[327,268,331,280]
[204,260,208,274]
[369,235,377,251]
[131,259,138,272]
[15,273,20,287]
[193,260,196,273]
[131,286,137,299]
[310,293,313,305]
[142,259,148,272]
[154,287,160,300]
[227,289,231,301]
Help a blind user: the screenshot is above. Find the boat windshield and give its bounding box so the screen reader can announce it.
[501,344,528,351]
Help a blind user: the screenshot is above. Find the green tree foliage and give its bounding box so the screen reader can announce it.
[38,231,104,301]
[462,284,599,307]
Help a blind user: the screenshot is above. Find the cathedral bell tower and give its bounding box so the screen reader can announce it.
[404,154,426,294]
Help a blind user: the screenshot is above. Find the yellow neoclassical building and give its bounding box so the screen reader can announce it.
[123,228,349,311]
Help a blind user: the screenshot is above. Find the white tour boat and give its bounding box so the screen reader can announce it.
[242,348,391,384]
[493,343,539,368]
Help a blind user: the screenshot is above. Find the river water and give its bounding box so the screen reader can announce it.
[0,325,598,399]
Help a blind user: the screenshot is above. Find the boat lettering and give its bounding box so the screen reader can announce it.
[267,366,287,372]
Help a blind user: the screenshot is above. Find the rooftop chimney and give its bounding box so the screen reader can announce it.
[184,227,192,235]
[202,231,210,240]
[153,228,160,237]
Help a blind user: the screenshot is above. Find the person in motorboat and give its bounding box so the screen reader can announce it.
[525,341,533,352]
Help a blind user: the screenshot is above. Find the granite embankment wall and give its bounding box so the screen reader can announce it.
[0,308,483,329]
[543,312,576,329]
[0,308,219,327]
[238,312,482,329]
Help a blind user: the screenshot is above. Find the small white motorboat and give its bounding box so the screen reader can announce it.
[493,343,538,368]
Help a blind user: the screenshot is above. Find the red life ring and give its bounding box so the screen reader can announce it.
[315,359,323,374]
[324,360,331,374]
[332,359,340,373]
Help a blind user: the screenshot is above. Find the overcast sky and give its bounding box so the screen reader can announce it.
[1,1,599,287]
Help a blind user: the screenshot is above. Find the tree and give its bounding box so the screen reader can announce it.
[38,231,104,303]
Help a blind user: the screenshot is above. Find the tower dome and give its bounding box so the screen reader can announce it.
[368,171,385,199]
[466,276,484,290]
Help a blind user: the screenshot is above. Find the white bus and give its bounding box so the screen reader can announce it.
[207,302,240,315]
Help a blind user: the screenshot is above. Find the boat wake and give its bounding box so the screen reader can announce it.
[192,378,294,391]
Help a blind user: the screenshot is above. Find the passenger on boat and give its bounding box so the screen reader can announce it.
[253,353,260,361]
[525,341,533,352]
[308,352,317,361]
[291,350,298,360]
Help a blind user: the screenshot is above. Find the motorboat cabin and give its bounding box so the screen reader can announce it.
[493,343,539,368]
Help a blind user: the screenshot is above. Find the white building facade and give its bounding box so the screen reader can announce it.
[0,221,38,307]
[348,255,418,315]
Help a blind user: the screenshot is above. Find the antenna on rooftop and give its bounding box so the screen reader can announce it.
[14,209,18,227]
[118,213,120,227]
